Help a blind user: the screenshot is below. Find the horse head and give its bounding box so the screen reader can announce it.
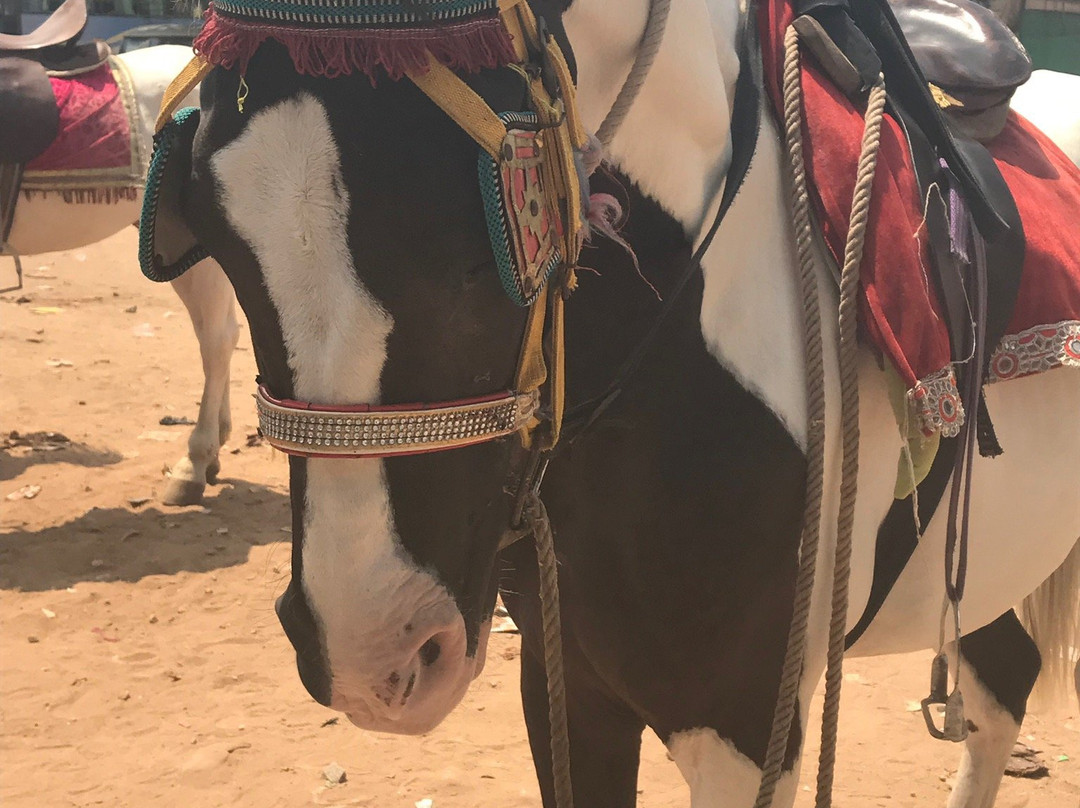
[181,0,598,734]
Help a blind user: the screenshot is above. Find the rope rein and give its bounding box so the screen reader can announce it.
[753,24,886,808]
[525,494,575,808]
[526,5,674,805]
[817,72,887,808]
[752,25,830,807]
[594,0,671,149]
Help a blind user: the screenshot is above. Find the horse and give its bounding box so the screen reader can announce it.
[4,43,238,506]
[164,1,1079,805]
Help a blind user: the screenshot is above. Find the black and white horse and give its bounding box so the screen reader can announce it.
[179,1,1079,805]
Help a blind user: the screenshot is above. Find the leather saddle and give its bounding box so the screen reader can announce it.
[0,0,111,75]
[0,0,114,169]
[795,0,1025,362]
[891,0,1032,142]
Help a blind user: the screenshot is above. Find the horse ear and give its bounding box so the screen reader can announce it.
[138,107,209,283]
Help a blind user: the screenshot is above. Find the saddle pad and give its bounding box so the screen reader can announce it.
[759,1,1080,438]
[21,57,142,200]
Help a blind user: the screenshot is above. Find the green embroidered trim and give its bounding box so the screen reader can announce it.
[138,107,209,283]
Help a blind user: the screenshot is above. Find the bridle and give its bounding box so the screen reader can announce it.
[148,0,698,477]
[148,0,589,464]
[244,0,589,464]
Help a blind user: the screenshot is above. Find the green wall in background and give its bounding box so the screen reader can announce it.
[1020,10,1080,74]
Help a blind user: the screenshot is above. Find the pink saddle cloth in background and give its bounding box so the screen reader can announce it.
[23,59,142,202]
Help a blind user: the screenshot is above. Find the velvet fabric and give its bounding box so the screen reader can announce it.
[759,0,1080,434]
[25,63,132,174]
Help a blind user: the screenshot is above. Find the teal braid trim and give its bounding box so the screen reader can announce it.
[139,107,209,283]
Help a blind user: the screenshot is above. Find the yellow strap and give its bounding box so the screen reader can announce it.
[406,53,509,158]
[545,42,588,150]
[514,287,549,394]
[545,287,566,448]
[513,288,549,447]
[155,54,212,134]
[501,4,530,62]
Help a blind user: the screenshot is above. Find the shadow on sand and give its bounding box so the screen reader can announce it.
[1,440,125,482]
[0,479,293,592]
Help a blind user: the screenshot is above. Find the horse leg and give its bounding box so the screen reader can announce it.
[520,645,645,808]
[947,610,1041,808]
[162,258,239,506]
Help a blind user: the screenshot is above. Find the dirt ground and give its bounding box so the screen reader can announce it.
[1,229,1077,808]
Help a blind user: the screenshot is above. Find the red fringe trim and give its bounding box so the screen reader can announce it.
[193,8,518,81]
[22,187,139,204]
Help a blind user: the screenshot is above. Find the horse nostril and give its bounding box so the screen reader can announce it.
[418,638,441,667]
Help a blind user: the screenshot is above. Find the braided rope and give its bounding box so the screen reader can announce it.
[752,25,828,808]
[525,493,574,808]
[754,24,887,808]
[595,0,671,149]
[816,78,887,806]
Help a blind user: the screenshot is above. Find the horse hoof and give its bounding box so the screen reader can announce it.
[206,460,222,486]
[162,477,206,506]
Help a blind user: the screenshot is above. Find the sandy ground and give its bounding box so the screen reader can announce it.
[1,228,1077,808]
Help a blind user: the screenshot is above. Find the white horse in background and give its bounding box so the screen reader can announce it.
[5,44,238,506]
[1011,69,1080,162]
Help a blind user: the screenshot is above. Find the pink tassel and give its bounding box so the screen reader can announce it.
[585,191,661,301]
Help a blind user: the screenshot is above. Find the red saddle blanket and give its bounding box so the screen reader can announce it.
[759,2,1080,437]
[23,60,142,201]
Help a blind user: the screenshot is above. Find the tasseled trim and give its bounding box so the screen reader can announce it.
[22,187,139,204]
[193,8,517,81]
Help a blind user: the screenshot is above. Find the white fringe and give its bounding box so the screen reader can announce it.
[1019,538,1080,711]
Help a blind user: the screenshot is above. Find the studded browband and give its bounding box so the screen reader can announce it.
[256,386,540,458]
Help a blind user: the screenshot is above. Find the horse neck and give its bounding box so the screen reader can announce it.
[567,0,742,234]
[568,0,819,445]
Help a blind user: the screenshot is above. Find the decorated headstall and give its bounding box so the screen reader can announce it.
[139,0,589,458]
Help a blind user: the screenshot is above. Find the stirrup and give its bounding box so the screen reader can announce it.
[920,652,969,742]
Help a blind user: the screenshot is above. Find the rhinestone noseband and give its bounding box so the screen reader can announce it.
[255,385,539,458]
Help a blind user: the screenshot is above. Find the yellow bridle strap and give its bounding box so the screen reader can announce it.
[512,282,567,451]
[545,43,588,151]
[405,53,508,158]
[155,54,212,133]
[546,287,566,448]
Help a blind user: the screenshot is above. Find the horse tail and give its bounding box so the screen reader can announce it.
[1020,538,1080,710]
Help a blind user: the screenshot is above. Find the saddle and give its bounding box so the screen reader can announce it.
[1,0,114,247]
[0,0,112,226]
[0,0,110,75]
[792,0,1026,372]
[891,0,1032,142]
[770,0,1040,651]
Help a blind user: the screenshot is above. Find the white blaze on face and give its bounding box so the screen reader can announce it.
[211,93,481,733]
